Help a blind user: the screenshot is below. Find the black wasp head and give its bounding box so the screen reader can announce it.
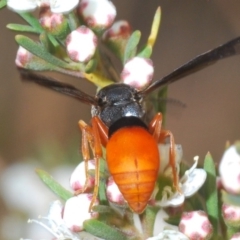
[92,83,145,127]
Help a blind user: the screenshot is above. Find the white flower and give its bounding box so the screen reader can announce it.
[147,230,189,240]
[66,26,97,63]
[230,233,240,240]
[179,211,213,240]
[219,143,240,194]
[63,194,99,232]
[78,0,116,29]
[70,160,95,192]
[121,57,154,90]
[7,0,79,13]
[157,156,207,207]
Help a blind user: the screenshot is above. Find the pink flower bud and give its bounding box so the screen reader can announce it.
[179,211,213,240]
[121,57,154,90]
[70,160,95,192]
[219,144,240,194]
[102,20,131,40]
[106,176,125,206]
[39,6,69,38]
[78,0,116,30]
[15,46,33,68]
[222,203,240,227]
[66,26,97,63]
[63,194,99,232]
[230,233,240,240]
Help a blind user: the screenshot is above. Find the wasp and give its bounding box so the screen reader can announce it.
[20,36,240,214]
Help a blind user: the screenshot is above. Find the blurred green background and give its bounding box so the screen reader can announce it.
[0,1,240,239]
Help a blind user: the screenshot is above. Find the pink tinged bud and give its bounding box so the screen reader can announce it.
[39,6,68,36]
[179,211,213,240]
[7,0,37,12]
[70,160,95,192]
[79,0,116,29]
[102,20,131,40]
[231,233,240,240]
[219,145,240,194]
[15,46,33,67]
[222,203,240,227]
[106,176,126,205]
[121,57,154,90]
[63,194,99,232]
[66,26,97,63]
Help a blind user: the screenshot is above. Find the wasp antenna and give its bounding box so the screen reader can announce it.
[142,36,240,95]
[18,68,98,106]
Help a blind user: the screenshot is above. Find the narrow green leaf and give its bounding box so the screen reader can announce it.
[84,219,127,240]
[19,12,43,33]
[123,30,141,63]
[0,0,7,9]
[36,168,73,201]
[137,45,152,58]
[203,152,219,236]
[7,23,39,33]
[15,35,74,70]
[85,58,97,73]
[147,6,161,48]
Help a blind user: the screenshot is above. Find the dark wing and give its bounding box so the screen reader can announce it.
[19,68,98,106]
[142,36,240,95]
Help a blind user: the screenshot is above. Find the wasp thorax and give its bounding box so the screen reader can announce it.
[91,84,145,127]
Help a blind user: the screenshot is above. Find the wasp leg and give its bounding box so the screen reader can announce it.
[77,117,108,212]
[148,113,180,192]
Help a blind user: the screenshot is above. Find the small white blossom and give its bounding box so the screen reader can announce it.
[78,0,116,29]
[63,194,99,232]
[121,57,154,90]
[70,160,95,192]
[147,230,189,240]
[219,144,240,194]
[230,233,240,240]
[179,211,213,240]
[66,26,97,63]
[157,156,206,207]
[7,0,79,13]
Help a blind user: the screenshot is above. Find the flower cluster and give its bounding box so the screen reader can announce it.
[2,0,240,240]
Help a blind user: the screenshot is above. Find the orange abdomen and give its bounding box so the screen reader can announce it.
[106,126,160,214]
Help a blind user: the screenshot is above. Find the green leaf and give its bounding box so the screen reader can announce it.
[0,0,7,9]
[203,152,219,236]
[123,30,141,63]
[19,12,43,33]
[85,58,97,73]
[36,169,73,201]
[15,35,75,70]
[84,219,127,240]
[7,23,39,33]
[137,45,152,58]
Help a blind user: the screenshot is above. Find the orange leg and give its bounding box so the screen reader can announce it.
[77,116,108,212]
[148,113,180,191]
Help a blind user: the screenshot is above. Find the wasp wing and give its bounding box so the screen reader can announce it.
[19,68,98,106]
[143,36,240,95]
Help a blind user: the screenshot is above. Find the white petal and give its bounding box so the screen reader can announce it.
[147,230,189,240]
[7,0,37,12]
[50,0,79,13]
[158,189,185,207]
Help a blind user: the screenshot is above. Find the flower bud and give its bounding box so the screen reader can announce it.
[78,0,116,30]
[39,6,69,39]
[63,194,99,232]
[15,46,33,68]
[179,211,213,240]
[219,143,240,194]
[230,233,240,240]
[106,176,125,206]
[102,20,131,60]
[222,203,240,228]
[70,160,95,192]
[121,57,154,90]
[66,26,97,63]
